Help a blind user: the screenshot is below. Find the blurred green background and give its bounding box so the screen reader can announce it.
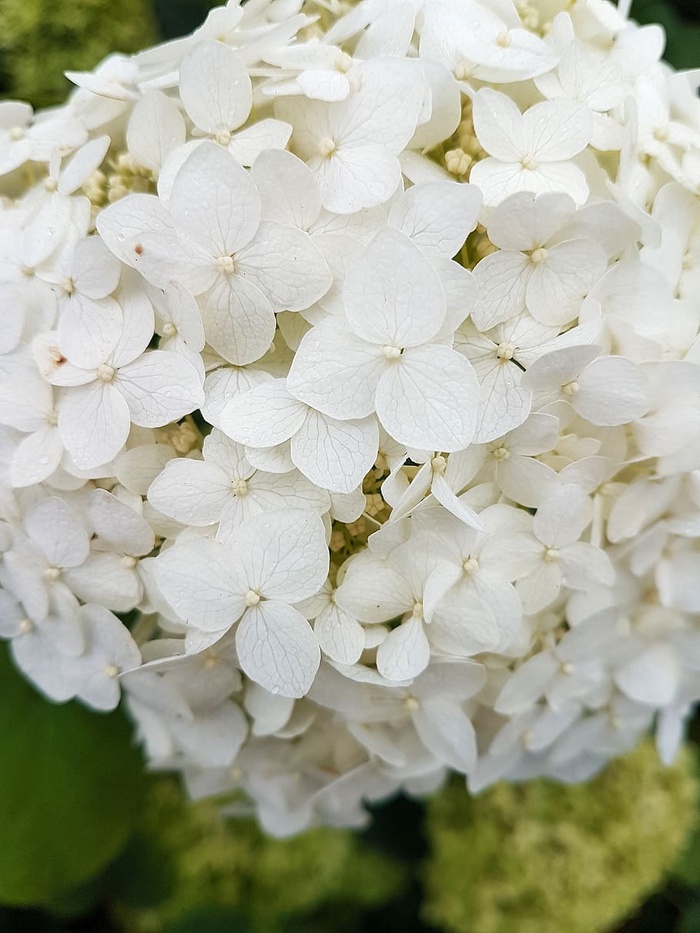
[1,1,700,931]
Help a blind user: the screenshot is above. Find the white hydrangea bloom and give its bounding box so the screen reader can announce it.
[0,0,698,836]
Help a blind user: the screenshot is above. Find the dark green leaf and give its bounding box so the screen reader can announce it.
[0,643,146,905]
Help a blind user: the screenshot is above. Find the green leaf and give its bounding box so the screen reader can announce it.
[164,906,254,933]
[680,903,700,933]
[0,643,146,906]
[673,824,700,887]
[103,831,177,909]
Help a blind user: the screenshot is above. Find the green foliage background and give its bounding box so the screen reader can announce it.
[1,1,700,931]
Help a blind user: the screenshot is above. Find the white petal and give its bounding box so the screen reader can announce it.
[472,89,525,161]
[343,228,446,347]
[170,142,261,255]
[228,118,292,166]
[236,221,331,311]
[220,379,306,447]
[154,537,246,629]
[389,181,482,259]
[430,573,524,655]
[497,455,559,508]
[10,425,63,488]
[412,700,477,772]
[526,240,607,326]
[474,361,531,444]
[472,250,529,331]
[335,555,413,623]
[25,497,89,568]
[291,409,378,493]
[522,344,599,392]
[534,484,591,548]
[236,601,320,698]
[559,542,615,589]
[54,134,108,194]
[127,91,186,172]
[313,144,402,214]
[431,474,485,530]
[251,148,321,228]
[116,351,203,427]
[148,459,230,525]
[0,282,25,355]
[376,345,479,451]
[615,644,680,707]
[522,99,591,161]
[59,381,130,469]
[200,275,276,366]
[228,510,329,603]
[574,356,650,426]
[516,561,561,614]
[315,602,365,665]
[376,616,430,681]
[495,652,559,714]
[179,40,252,135]
[287,320,385,419]
[58,295,122,369]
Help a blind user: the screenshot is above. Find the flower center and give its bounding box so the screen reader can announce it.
[162,322,177,337]
[97,363,116,383]
[496,342,516,361]
[121,555,137,569]
[43,566,61,581]
[231,478,249,496]
[411,601,423,618]
[382,345,402,360]
[492,445,510,461]
[454,60,472,81]
[245,589,261,607]
[104,663,120,678]
[9,126,24,141]
[215,128,232,146]
[521,154,538,171]
[560,661,575,675]
[336,52,353,73]
[562,380,579,396]
[496,30,511,47]
[543,547,559,562]
[530,247,548,264]
[217,255,235,274]
[19,618,34,634]
[318,137,337,157]
[431,455,447,474]
[463,556,480,574]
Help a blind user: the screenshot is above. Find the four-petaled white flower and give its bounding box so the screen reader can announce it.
[154,510,328,697]
[287,229,480,451]
[470,88,592,206]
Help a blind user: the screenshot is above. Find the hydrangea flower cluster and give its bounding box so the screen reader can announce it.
[1,0,699,836]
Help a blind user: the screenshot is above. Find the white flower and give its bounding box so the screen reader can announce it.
[277,59,427,212]
[287,229,480,451]
[220,378,379,494]
[148,428,329,527]
[0,101,87,177]
[522,344,650,426]
[470,88,592,206]
[505,484,615,614]
[36,284,204,470]
[154,510,328,697]
[419,0,558,86]
[471,192,608,329]
[98,142,331,365]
